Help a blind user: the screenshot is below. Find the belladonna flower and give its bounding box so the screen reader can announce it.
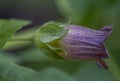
[33,21,112,69]
[59,25,112,69]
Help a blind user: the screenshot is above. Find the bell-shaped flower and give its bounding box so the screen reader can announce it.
[33,21,112,69]
[59,25,112,69]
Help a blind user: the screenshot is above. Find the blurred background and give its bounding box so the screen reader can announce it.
[0,0,120,81]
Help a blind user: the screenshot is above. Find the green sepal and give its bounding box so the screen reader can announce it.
[33,21,69,59]
[33,37,64,59]
[34,21,68,43]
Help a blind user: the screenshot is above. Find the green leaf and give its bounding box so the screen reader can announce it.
[0,19,31,48]
[0,52,76,81]
[74,62,117,81]
[56,0,119,27]
[38,68,76,81]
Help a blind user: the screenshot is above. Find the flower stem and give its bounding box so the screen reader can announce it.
[10,37,33,42]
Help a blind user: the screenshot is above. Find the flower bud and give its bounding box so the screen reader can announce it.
[33,21,112,69]
[59,25,112,69]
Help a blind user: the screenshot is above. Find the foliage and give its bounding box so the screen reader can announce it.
[0,19,31,48]
[0,51,75,81]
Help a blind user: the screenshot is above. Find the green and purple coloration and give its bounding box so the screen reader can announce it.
[33,21,112,69]
[59,25,112,69]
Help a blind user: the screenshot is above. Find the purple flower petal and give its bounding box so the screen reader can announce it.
[59,25,112,69]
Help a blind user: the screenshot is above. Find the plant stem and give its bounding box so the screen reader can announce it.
[10,37,33,42]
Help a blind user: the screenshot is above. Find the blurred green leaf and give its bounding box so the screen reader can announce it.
[0,51,76,81]
[56,0,120,27]
[19,46,53,62]
[0,19,31,48]
[38,68,76,81]
[74,62,116,81]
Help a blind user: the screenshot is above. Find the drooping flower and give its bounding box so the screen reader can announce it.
[59,25,112,69]
[33,21,112,69]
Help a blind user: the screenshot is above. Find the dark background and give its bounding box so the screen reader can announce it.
[0,0,62,28]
